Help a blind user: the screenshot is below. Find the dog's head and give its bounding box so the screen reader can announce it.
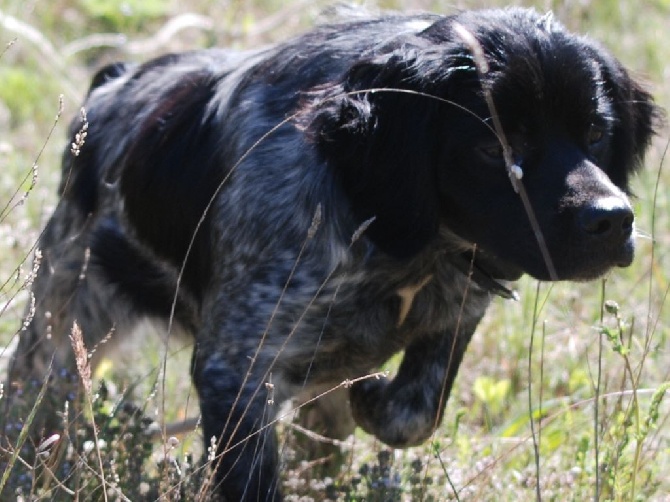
[307,8,660,281]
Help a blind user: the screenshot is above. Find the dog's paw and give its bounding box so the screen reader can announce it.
[349,377,438,447]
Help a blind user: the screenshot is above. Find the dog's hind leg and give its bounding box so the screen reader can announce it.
[1,201,122,477]
[290,386,356,477]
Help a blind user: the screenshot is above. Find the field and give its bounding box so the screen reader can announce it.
[0,0,669,500]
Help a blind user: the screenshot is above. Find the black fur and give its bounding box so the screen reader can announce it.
[4,7,659,501]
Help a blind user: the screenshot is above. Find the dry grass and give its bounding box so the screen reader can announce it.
[1,0,669,500]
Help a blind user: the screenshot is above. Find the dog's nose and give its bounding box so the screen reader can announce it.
[579,196,634,240]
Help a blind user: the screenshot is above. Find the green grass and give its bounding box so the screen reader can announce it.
[1,0,669,500]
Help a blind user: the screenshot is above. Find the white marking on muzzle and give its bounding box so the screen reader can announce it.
[590,195,631,212]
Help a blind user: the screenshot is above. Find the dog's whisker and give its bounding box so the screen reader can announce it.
[634,228,654,241]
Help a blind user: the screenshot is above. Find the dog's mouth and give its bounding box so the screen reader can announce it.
[555,238,635,282]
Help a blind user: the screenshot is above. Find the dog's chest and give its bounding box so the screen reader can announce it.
[274,256,492,385]
[336,262,488,339]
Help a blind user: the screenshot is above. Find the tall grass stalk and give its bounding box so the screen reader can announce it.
[1,2,669,500]
[527,281,543,501]
[69,322,109,502]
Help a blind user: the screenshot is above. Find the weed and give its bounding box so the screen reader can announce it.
[1,1,669,500]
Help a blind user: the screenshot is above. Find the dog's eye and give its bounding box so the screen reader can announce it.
[479,144,505,161]
[588,125,605,146]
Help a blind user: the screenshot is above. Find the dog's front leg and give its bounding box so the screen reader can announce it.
[349,322,477,448]
[192,349,281,501]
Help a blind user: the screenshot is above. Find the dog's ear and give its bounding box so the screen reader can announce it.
[593,48,661,188]
[304,52,448,259]
[87,62,129,96]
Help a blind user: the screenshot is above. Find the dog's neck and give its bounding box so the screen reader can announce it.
[452,251,519,301]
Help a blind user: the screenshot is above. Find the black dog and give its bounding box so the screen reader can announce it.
[5,7,657,500]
